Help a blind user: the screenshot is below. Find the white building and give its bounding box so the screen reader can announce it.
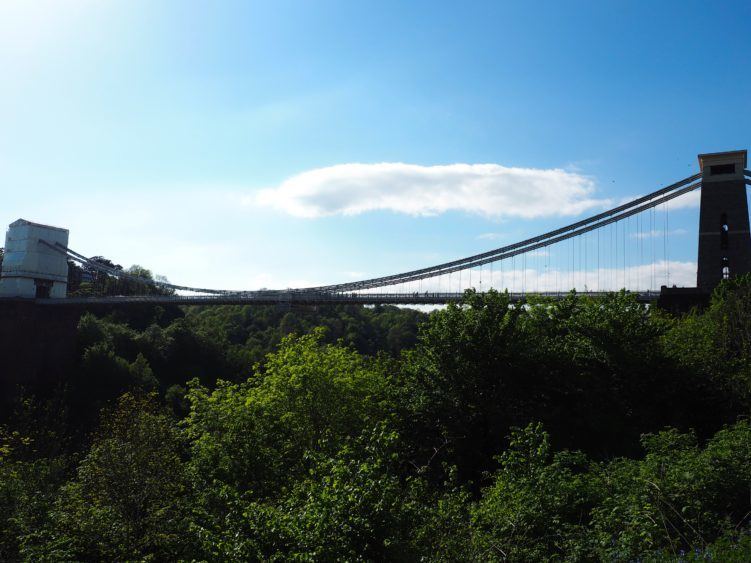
[0,219,69,298]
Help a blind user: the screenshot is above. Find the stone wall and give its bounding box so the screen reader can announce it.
[0,300,81,399]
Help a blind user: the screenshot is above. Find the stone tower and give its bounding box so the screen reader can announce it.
[696,150,751,291]
[0,219,69,298]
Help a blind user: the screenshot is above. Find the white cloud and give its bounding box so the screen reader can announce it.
[256,162,610,219]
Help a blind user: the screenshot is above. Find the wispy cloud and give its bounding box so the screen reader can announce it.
[619,189,701,210]
[668,190,700,209]
[477,232,505,241]
[342,271,367,279]
[388,260,697,293]
[255,162,610,219]
[630,228,688,239]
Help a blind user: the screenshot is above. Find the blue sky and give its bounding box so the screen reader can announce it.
[1,0,750,291]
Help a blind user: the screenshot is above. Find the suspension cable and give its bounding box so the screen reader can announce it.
[42,174,702,296]
[316,179,702,292]
[305,173,701,292]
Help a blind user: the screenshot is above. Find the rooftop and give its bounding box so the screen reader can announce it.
[8,219,69,233]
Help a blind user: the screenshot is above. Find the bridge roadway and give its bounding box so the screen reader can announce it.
[18,290,664,307]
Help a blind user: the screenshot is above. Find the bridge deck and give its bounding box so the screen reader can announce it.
[4,290,664,307]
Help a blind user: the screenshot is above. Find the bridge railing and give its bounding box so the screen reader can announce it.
[29,290,664,306]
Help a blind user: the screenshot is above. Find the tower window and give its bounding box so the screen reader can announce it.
[709,163,736,175]
[34,279,52,298]
[722,257,730,280]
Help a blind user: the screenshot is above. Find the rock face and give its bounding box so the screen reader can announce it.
[0,300,81,403]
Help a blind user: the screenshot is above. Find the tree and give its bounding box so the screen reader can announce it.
[186,329,391,500]
[472,423,599,561]
[0,456,70,561]
[24,394,194,561]
[279,424,424,561]
[397,290,529,485]
[592,422,751,560]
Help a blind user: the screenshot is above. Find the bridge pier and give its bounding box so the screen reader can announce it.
[658,150,750,313]
[657,286,710,314]
[696,150,751,290]
[0,300,81,408]
[0,219,69,299]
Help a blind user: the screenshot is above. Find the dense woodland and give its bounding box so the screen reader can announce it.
[1,259,751,560]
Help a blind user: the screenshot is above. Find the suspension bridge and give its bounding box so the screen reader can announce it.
[1,150,749,308]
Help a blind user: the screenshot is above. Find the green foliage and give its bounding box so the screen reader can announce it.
[66,258,173,298]
[22,393,193,561]
[59,304,423,441]
[65,312,239,435]
[398,289,746,488]
[186,329,391,499]
[185,303,424,367]
[472,423,600,561]
[397,290,527,482]
[0,456,70,562]
[592,421,751,560]
[275,424,422,561]
[0,395,71,460]
[711,273,751,363]
[409,476,474,562]
[4,277,751,560]
[469,421,751,562]
[190,425,441,561]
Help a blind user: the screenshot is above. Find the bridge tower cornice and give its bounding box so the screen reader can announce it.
[698,150,747,183]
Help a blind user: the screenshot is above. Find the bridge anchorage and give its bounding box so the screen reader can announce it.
[0,150,749,309]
